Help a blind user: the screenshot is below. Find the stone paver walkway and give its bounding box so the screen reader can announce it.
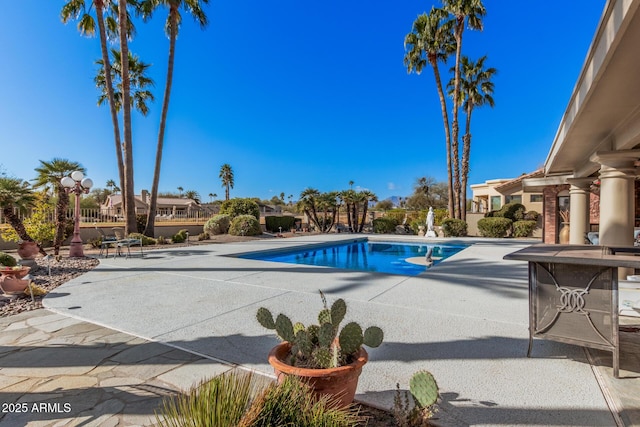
[0,310,234,426]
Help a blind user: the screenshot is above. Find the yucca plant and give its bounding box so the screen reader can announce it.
[156,370,362,427]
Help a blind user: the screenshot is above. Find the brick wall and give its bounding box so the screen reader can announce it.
[543,185,569,243]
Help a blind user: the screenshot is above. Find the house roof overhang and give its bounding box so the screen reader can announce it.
[545,0,640,177]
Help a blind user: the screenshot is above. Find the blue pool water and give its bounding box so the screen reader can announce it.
[241,241,469,276]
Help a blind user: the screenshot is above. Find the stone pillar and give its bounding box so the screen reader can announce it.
[590,150,640,279]
[567,178,593,244]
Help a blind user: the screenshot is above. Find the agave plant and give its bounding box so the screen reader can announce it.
[257,291,383,369]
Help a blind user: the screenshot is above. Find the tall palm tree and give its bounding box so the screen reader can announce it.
[404,8,456,218]
[219,164,234,201]
[32,159,85,256]
[96,48,155,116]
[208,192,214,202]
[139,0,210,237]
[442,0,486,218]
[449,55,496,221]
[177,186,184,197]
[358,190,378,232]
[0,177,41,253]
[61,0,135,222]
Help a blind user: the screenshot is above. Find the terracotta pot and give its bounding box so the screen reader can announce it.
[0,276,29,294]
[3,266,31,279]
[268,342,368,408]
[17,241,39,260]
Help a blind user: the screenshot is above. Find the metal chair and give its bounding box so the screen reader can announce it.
[95,225,118,257]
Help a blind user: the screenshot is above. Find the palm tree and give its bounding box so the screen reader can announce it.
[219,164,234,201]
[208,192,214,202]
[61,0,126,218]
[32,159,85,256]
[96,48,155,116]
[298,188,321,231]
[177,186,184,197]
[0,177,42,254]
[442,0,486,218]
[358,190,378,232]
[139,0,210,237]
[184,190,201,204]
[404,8,456,218]
[449,55,496,221]
[106,179,117,192]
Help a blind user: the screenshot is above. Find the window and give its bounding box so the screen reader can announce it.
[530,194,543,203]
[505,195,522,204]
[491,196,501,211]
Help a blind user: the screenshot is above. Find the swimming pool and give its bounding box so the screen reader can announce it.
[240,240,469,276]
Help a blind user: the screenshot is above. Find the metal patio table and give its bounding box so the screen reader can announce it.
[505,244,640,378]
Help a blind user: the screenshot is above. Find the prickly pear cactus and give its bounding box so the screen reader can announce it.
[318,308,332,325]
[275,314,294,342]
[363,326,384,348]
[409,370,439,408]
[318,323,335,348]
[256,307,275,330]
[293,322,305,335]
[312,347,333,369]
[331,298,346,327]
[339,322,364,355]
[295,329,313,357]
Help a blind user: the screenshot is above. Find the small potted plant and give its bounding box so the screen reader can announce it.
[256,291,383,407]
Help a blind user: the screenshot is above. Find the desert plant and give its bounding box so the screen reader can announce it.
[477,217,512,238]
[156,370,361,427]
[172,229,188,243]
[229,215,261,237]
[204,214,232,235]
[239,375,362,427]
[393,370,439,427]
[197,232,209,241]
[513,220,537,238]
[441,218,467,237]
[373,217,397,234]
[127,232,156,246]
[220,198,260,220]
[494,202,525,222]
[156,236,167,245]
[0,252,17,267]
[257,291,383,369]
[0,191,55,246]
[136,214,147,233]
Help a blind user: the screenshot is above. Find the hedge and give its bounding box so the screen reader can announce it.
[513,220,538,238]
[265,216,297,232]
[441,218,467,237]
[477,217,512,238]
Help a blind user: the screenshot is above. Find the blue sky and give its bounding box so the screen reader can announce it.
[1,1,605,202]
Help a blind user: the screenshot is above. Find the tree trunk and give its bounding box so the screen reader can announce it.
[429,57,454,219]
[53,187,69,256]
[96,1,125,219]
[451,18,465,220]
[461,104,473,222]
[145,8,178,238]
[359,203,369,233]
[118,0,136,235]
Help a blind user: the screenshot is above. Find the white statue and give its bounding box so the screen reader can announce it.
[426,207,434,231]
[426,207,436,237]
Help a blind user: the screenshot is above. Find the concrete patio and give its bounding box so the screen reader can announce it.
[2,235,639,425]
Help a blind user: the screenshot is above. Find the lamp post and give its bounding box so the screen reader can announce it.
[61,171,93,257]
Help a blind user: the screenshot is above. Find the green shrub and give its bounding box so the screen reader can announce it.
[220,198,260,220]
[172,229,188,243]
[198,232,209,241]
[265,216,296,232]
[229,215,262,236]
[484,210,496,218]
[384,209,405,226]
[127,232,156,246]
[136,214,147,233]
[88,237,103,249]
[433,208,449,226]
[373,217,397,234]
[496,202,525,222]
[524,210,540,221]
[156,236,167,245]
[513,220,538,238]
[441,218,467,237]
[204,214,232,235]
[477,217,513,238]
[0,252,17,267]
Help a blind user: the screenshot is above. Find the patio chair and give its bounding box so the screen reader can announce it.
[115,236,144,259]
[95,225,118,257]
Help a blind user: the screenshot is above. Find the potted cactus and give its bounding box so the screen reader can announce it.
[256,291,383,407]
